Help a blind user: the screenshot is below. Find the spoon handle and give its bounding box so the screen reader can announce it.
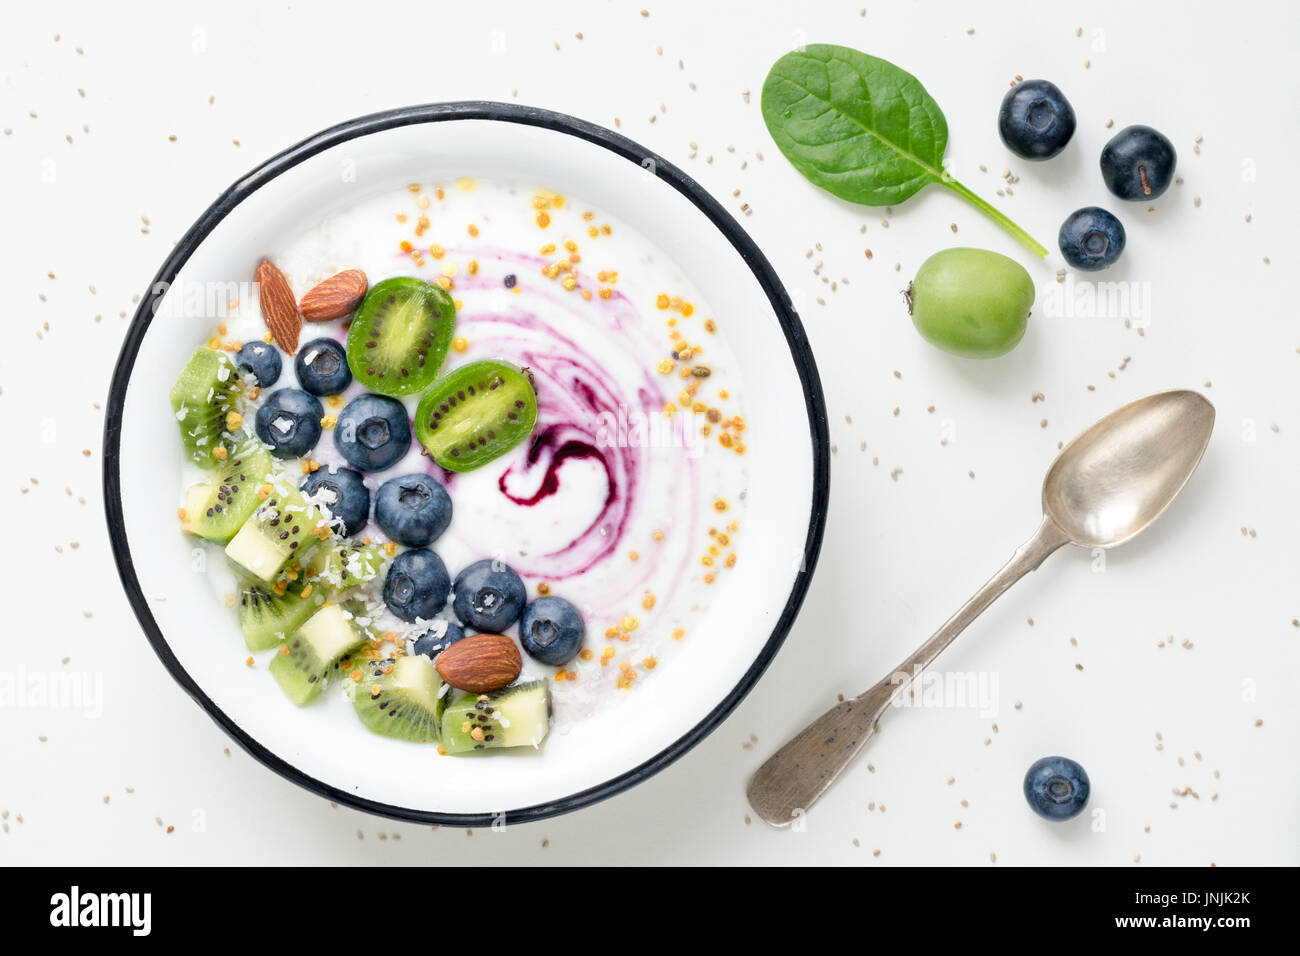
[746,516,1071,827]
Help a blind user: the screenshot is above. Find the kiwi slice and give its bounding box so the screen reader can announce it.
[181,436,273,544]
[170,348,243,465]
[224,478,327,582]
[439,680,551,754]
[268,601,371,705]
[307,542,386,592]
[238,579,319,652]
[352,654,445,743]
[414,360,538,472]
[345,277,455,396]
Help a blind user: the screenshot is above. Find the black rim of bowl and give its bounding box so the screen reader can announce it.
[102,101,831,827]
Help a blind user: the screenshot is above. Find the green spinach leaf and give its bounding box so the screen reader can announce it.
[762,44,1047,258]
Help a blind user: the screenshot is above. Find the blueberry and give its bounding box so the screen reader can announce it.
[300,466,370,536]
[997,79,1076,161]
[254,388,323,459]
[452,559,526,632]
[519,596,585,666]
[412,619,467,658]
[1100,125,1177,201]
[335,393,412,471]
[374,474,452,547]
[294,337,352,396]
[235,340,282,387]
[1023,756,1091,821]
[382,549,451,622]
[1058,207,1126,271]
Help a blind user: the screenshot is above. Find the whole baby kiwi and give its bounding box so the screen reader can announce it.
[906,248,1036,359]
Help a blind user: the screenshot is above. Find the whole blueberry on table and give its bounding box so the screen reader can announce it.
[1100,125,1177,200]
[334,393,412,471]
[998,79,1076,160]
[412,620,467,658]
[294,337,352,396]
[300,466,370,536]
[1023,755,1091,821]
[519,596,585,666]
[374,473,452,547]
[236,340,282,387]
[452,559,526,632]
[254,388,323,459]
[382,549,451,622]
[1058,207,1126,271]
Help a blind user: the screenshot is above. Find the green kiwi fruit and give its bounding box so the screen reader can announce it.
[182,436,273,544]
[170,347,243,465]
[352,654,445,743]
[345,277,455,396]
[238,579,320,652]
[268,601,371,705]
[307,542,386,592]
[224,478,326,582]
[414,360,538,472]
[439,680,551,753]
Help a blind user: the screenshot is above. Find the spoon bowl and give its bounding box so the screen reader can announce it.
[1043,390,1216,548]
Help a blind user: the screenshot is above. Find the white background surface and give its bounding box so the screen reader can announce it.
[2,0,1296,866]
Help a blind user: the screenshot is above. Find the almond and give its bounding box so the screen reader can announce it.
[299,268,368,322]
[255,258,301,353]
[434,633,521,693]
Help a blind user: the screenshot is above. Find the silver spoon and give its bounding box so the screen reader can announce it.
[747,389,1215,827]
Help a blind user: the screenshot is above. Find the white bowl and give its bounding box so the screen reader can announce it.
[104,103,829,825]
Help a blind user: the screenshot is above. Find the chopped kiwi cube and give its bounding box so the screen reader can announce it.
[345,277,456,397]
[414,360,538,472]
[170,348,244,466]
[225,479,327,582]
[352,654,445,743]
[268,601,371,706]
[307,542,386,592]
[439,680,551,754]
[238,579,320,652]
[181,436,273,545]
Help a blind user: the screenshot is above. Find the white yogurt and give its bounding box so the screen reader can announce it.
[189,179,752,727]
